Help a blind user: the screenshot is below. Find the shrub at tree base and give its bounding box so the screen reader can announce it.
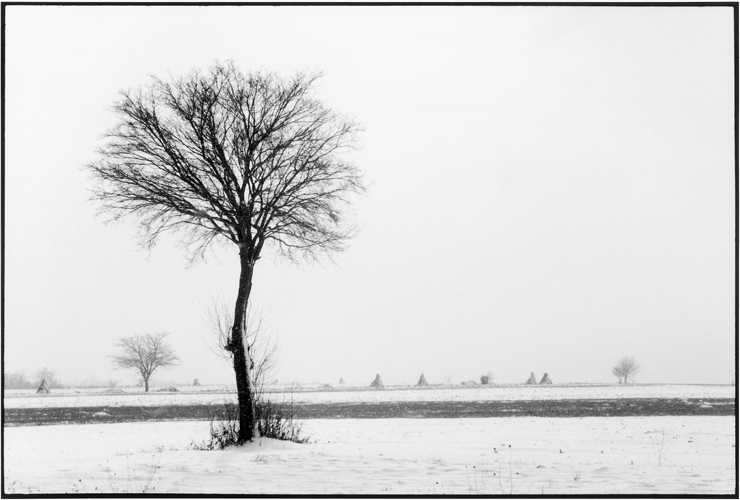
[194,398,309,450]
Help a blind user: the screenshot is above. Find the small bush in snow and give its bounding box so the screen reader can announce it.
[194,397,308,450]
[256,397,309,444]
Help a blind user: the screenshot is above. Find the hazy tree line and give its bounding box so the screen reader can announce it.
[3,368,130,390]
[3,368,62,390]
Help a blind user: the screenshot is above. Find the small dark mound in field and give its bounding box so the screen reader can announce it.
[525,372,537,385]
[540,373,553,385]
[156,387,180,392]
[370,374,384,389]
[417,374,428,386]
[104,389,125,394]
[339,378,345,385]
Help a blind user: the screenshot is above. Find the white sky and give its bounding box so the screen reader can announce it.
[4,5,736,387]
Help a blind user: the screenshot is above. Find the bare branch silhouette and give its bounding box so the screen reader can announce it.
[110,332,179,392]
[89,61,364,442]
[612,356,641,384]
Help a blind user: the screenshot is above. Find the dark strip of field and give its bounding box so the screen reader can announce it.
[3,398,734,426]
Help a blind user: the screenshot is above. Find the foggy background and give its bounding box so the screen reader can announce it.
[4,6,735,387]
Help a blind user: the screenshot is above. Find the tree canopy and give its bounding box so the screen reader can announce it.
[110,332,178,391]
[89,62,364,263]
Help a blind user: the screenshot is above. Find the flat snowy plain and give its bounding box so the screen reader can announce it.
[3,384,736,494]
[4,383,734,408]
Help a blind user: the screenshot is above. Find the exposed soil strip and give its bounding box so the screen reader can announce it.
[3,398,734,427]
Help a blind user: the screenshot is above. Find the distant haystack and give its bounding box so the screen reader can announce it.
[193,378,200,386]
[370,374,384,389]
[539,373,553,385]
[525,372,537,385]
[339,378,345,385]
[36,379,50,394]
[417,374,428,386]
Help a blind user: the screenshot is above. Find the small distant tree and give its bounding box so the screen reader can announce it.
[480,371,494,385]
[612,356,641,384]
[110,333,179,392]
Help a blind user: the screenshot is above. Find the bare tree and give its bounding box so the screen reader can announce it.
[88,62,364,442]
[612,356,641,384]
[110,332,179,392]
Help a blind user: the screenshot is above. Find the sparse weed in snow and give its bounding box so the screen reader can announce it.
[466,464,494,494]
[100,449,163,493]
[464,445,520,494]
[650,430,675,467]
[192,397,309,450]
[494,445,521,494]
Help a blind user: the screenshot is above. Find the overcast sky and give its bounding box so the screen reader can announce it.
[4,5,735,387]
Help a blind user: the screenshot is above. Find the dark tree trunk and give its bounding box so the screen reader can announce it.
[232,247,257,443]
[145,378,149,392]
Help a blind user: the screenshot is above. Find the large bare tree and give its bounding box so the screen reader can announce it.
[612,356,641,384]
[89,62,364,443]
[110,332,179,392]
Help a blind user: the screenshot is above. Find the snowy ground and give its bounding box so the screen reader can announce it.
[3,417,735,494]
[4,385,735,494]
[4,384,735,409]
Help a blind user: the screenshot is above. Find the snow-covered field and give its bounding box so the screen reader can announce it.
[3,417,735,494]
[4,384,735,409]
[4,385,736,494]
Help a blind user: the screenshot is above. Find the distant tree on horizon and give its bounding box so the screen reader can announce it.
[110,332,179,392]
[88,62,364,443]
[612,356,641,384]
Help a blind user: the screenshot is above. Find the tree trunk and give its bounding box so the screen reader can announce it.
[232,247,257,443]
[145,378,149,392]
